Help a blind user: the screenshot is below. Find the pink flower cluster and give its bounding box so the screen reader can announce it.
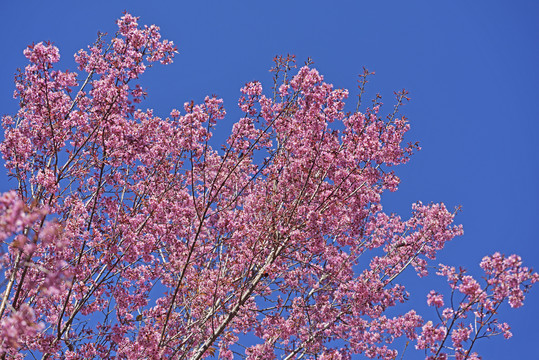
[417,254,538,358]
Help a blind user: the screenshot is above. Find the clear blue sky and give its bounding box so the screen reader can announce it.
[1,1,537,358]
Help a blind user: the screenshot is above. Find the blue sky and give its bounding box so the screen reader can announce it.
[0,1,538,358]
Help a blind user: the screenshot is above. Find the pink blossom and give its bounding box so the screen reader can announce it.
[427,290,444,308]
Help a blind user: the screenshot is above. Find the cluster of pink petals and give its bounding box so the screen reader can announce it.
[418,253,538,358]
[426,291,444,308]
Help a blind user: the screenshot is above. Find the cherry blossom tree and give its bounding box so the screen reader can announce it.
[0,13,536,360]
